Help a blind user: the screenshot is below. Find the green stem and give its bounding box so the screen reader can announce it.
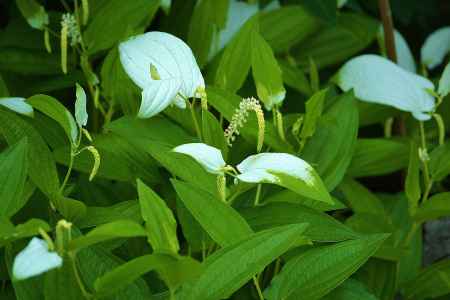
[252,276,264,300]
[254,184,262,206]
[59,152,74,194]
[189,99,202,140]
[419,121,431,203]
[70,254,92,299]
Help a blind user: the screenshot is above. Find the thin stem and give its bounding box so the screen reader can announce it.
[59,152,74,194]
[70,254,92,299]
[252,276,264,300]
[378,0,397,63]
[254,184,262,206]
[419,121,431,203]
[189,99,202,140]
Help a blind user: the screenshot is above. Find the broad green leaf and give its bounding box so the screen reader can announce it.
[251,31,285,109]
[27,94,78,143]
[13,238,62,280]
[429,142,450,181]
[236,153,333,204]
[334,54,435,120]
[405,142,421,214]
[348,138,409,177]
[0,97,33,116]
[187,0,228,67]
[265,189,346,212]
[201,109,228,159]
[301,0,337,23]
[322,278,377,300]
[0,138,28,217]
[0,48,61,75]
[278,60,312,96]
[172,179,253,247]
[173,143,226,175]
[294,13,378,70]
[0,107,59,197]
[356,258,398,300]
[264,234,389,300]
[44,258,84,300]
[84,0,160,54]
[77,200,142,228]
[421,26,450,70]
[137,180,179,253]
[207,87,293,152]
[15,0,49,30]
[0,219,50,246]
[439,62,450,98]
[260,5,320,53]
[53,196,87,222]
[0,73,9,96]
[338,178,385,215]
[299,88,327,140]
[240,202,358,242]
[75,83,88,127]
[94,254,178,298]
[69,220,146,250]
[302,92,358,191]
[177,224,309,300]
[414,192,450,223]
[215,16,258,93]
[404,259,450,300]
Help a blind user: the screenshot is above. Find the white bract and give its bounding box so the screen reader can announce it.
[12,238,62,280]
[439,63,450,98]
[421,27,450,70]
[378,28,416,73]
[173,143,226,175]
[334,55,435,121]
[119,31,205,118]
[0,97,33,116]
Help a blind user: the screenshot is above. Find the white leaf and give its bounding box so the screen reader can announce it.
[236,153,332,203]
[119,31,205,118]
[12,238,62,280]
[138,78,181,118]
[75,83,88,127]
[334,54,435,121]
[173,143,226,175]
[0,97,33,116]
[421,26,450,70]
[378,28,416,73]
[439,62,450,98]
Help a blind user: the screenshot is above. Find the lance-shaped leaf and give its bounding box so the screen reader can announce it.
[421,26,450,70]
[172,143,226,175]
[334,55,435,121]
[75,83,88,127]
[438,62,450,98]
[236,153,332,204]
[16,0,49,30]
[0,97,33,116]
[13,238,62,280]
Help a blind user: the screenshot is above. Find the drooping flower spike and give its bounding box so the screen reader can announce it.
[119,31,205,118]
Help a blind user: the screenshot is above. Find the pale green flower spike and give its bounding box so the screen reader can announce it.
[0,97,33,116]
[224,97,265,152]
[173,143,226,175]
[13,238,63,280]
[119,32,205,118]
[86,146,100,181]
[334,54,435,121]
[61,14,81,46]
[421,26,450,70]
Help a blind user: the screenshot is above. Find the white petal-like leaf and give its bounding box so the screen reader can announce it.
[0,97,33,116]
[334,55,435,121]
[13,237,62,280]
[75,83,88,127]
[236,153,332,204]
[378,28,416,73]
[119,31,205,118]
[439,62,450,98]
[173,143,226,175]
[421,26,450,70]
[138,77,181,118]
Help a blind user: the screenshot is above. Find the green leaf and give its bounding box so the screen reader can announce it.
[429,142,450,181]
[0,107,59,197]
[265,189,346,212]
[84,0,160,54]
[177,224,309,300]
[302,92,358,191]
[53,196,87,222]
[0,138,28,217]
[94,253,178,298]
[172,179,253,247]
[201,110,228,159]
[15,0,49,30]
[414,192,450,223]
[301,0,337,23]
[322,278,377,300]
[260,5,320,53]
[0,218,50,246]
[300,88,327,140]
[43,259,84,300]
[0,48,61,75]
[348,138,409,178]
[75,83,88,127]
[0,73,9,97]
[27,94,78,144]
[338,178,385,215]
[188,0,228,67]
[69,220,146,250]
[137,179,179,253]
[215,16,258,93]
[439,62,450,97]
[251,31,285,109]
[278,60,312,96]
[264,234,389,300]
[240,202,359,242]
[405,142,421,214]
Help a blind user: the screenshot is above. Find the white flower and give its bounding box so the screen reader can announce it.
[119,31,205,118]
[334,54,435,121]
[173,143,226,175]
[0,97,33,116]
[13,238,62,280]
